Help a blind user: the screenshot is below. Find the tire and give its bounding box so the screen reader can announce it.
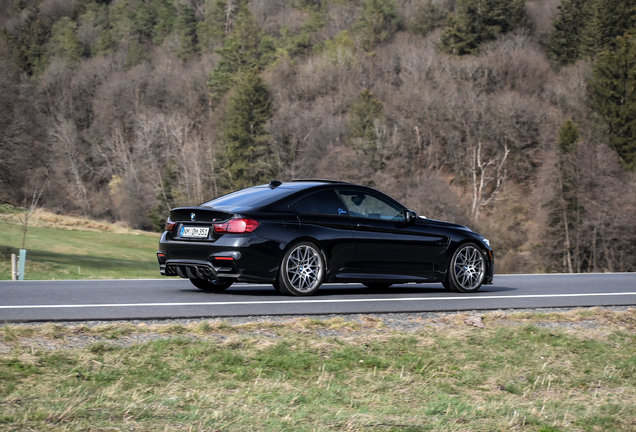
[278,241,325,296]
[190,278,233,292]
[442,280,454,291]
[444,242,486,293]
[272,279,289,294]
[363,283,392,290]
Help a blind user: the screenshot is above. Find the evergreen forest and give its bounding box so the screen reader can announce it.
[1,0,635,273]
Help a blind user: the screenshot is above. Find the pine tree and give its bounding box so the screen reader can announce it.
[279,2,325,57]
[150,0,176,44]
[354,0,399,52]
[590,0,636,52]
[408,0,449,37]
[125,39,147,69]
[348,89,384,144]
[347,89,386,168]
[546,0,593,64]
[558,120,581,155]
[197,0,231,49]
[49,17,84,64]
[544,120,582,272]
[218,70,274,190]
[175,4,199,60]
[207,6,270,102]
[133,2,154,42]
[590,35,636,170]
[76,2,115,56]
[321,31,356,68]
[438,0,526,55]
[547,0,636,63]
[7,7,52,76]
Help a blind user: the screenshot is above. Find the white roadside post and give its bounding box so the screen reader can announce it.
[18,249,26,281]
[11,253,18,281]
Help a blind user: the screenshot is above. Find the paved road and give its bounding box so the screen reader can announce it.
[1,273,635,323]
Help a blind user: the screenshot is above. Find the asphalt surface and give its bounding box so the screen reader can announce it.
[1,273,635,323]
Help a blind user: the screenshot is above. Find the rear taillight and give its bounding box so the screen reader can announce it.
[213,218,259,233]
[165,218,176,231]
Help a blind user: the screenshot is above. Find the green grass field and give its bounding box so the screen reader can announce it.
[0,209,160,280]
[1,311,636,431]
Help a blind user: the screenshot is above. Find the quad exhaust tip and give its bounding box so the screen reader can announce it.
[198,266,213,278]
[165,264,214,280]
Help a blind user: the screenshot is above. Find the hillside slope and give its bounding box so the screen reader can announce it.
[1,0,635,274]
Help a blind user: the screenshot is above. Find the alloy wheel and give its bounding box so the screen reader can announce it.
[449,243,485,292]
[285,244,323,293]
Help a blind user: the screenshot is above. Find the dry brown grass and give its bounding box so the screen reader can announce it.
[0,206,156,236]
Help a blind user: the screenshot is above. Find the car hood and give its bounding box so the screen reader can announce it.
[422,218,473,232]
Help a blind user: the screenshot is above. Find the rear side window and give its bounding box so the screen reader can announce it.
[292,190,349,216]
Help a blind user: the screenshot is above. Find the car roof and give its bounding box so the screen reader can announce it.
[272,179,352,189]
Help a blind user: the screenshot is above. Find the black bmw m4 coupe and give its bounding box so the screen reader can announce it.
[157,180,494,296]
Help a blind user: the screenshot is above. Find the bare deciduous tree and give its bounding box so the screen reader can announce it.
[19,182,47,250]
[50,115,91,215]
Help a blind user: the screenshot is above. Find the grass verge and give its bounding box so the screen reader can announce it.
[0,207,159,280]
[1,309,635,431]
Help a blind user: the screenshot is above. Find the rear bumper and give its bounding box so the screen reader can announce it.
[160,259,240,280]
[157,232,283,283]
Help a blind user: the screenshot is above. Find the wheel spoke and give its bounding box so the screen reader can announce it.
[452,245,484,291]
[285,245,323,292]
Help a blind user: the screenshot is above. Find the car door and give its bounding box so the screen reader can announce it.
[290,189,358,280]
[337,189,447,278]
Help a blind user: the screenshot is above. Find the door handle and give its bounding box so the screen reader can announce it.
[354,223,372,229]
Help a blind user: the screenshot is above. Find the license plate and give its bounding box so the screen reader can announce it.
[180,226,209,238]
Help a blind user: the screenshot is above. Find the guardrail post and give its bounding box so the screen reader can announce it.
[18,249,26,281]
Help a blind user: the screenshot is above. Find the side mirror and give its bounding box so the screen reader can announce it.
[405,210,418,223]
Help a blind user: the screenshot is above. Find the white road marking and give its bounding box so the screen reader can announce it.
[2,292,636,310]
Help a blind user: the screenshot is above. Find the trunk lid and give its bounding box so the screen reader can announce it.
[170,207,232,223]
[168,207,233,242]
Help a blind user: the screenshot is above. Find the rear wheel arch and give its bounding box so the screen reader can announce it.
[279,237,330,273]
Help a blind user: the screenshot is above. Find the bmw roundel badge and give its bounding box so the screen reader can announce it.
[190,213,196,221]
